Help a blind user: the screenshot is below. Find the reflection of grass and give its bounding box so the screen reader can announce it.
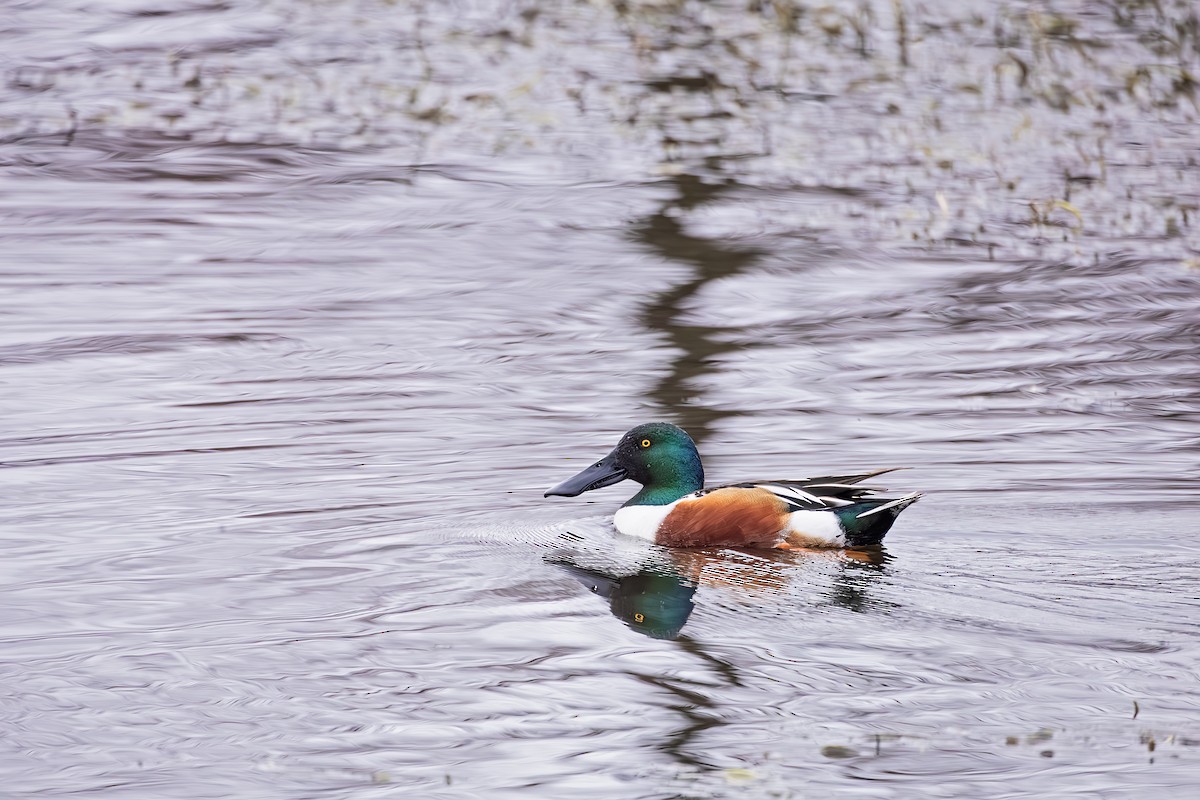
[3,1,1196,261]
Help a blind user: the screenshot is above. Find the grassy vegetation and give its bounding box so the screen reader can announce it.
[2,0,1197,264]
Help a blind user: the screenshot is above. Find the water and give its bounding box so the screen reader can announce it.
[1,1,1198,797]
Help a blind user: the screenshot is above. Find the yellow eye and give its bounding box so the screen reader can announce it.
[640,439,651,448]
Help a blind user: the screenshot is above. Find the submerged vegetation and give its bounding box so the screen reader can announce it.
[3,1,1198,264]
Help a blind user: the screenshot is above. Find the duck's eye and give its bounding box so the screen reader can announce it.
[640,439,651,448]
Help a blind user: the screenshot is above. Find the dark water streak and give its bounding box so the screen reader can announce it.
[634,170,765,445]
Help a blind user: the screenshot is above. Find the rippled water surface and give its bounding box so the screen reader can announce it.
[2,1,1199,797]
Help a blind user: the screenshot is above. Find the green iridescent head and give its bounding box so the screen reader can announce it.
[544,422,705,506]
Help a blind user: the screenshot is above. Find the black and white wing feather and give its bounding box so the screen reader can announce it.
[713,468,903,512]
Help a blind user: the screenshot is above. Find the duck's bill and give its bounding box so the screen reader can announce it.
[544,452,627,497]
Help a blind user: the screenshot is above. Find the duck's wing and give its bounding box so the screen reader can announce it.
[712,468,904,512]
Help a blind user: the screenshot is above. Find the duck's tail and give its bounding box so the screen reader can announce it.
[835,492,923,547]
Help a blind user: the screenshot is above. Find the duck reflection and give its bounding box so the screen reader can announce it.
[551,546,891,640]
[558,561,697,639]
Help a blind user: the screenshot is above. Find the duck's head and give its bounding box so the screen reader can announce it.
[544,422,704,505]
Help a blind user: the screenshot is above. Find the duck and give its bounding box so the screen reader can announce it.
[544,422,921,549]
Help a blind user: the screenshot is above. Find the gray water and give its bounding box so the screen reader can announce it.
[2,1,1198,797]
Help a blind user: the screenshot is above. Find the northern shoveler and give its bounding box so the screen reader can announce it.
[544,422,921,549]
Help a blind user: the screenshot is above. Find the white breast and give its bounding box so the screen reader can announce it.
[612,503,677,541]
